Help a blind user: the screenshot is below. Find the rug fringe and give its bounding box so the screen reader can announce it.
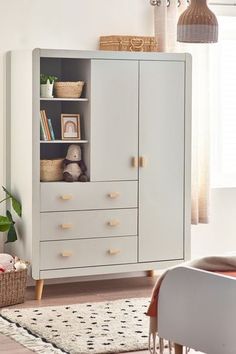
[0,316,64,354]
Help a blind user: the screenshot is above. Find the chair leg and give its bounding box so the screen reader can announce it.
[147,270,155,277]
[174,343,183,354]
[35,279,44,300]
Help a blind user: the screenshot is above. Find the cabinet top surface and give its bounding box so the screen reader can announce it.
[30,48,190,62]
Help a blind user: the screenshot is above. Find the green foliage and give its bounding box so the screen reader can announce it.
[6,211,17,243]
[2,187,22,217]
[0,187,22,243]
[40,74,58,85]
[0,216,12,232]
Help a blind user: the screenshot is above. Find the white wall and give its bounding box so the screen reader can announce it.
[0,0,236,260]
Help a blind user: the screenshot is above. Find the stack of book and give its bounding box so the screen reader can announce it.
[40,110,55,141]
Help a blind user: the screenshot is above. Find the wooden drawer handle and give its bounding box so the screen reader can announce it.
[107,220,120,227]
[108,192,120,199]
[61,251,73,257]
[131,157,138,168]
[60,194,73,201]
[139,156,147,168]
[108,249,121,255]
[60,223,73,229]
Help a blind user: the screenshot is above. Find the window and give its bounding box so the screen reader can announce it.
[210,0,236,4]
[210,1,236,16]
[211,17,236,187]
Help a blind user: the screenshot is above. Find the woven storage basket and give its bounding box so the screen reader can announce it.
[0,269,27,308]
[40,158,64,182]
[54,81,84,98]
[99,35,158,52]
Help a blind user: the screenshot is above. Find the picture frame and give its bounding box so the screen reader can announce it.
[61,114,81,140]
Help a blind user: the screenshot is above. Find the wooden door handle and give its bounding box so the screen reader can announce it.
[139,156,147,168]
[108,249,121,255]
[60,223,73,229]
[107,220,120,227]
[131,157,138,168]
[61,251,73,257]
[60,194,73,201]
[108,192,120,199]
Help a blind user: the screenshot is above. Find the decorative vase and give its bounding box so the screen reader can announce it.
[40,79,54,98]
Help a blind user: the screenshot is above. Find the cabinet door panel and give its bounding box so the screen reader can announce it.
[90,60,138,181]
[139,61,185,262]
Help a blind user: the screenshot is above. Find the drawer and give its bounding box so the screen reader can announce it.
[40,209,137,241]
[40,236,137,270]
[40,181,137,212]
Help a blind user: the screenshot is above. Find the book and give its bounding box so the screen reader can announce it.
[48,119,55,140]
[43,110,51,140]
[40,111,48,140]
[40,117,47,141]
[41,110,51,140]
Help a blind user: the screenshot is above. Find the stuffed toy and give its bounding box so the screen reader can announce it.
[63,144,88,182]
[0,253,15,272]
[14,257,28,271]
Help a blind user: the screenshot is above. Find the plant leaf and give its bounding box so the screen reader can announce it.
[6,210,14,223]
[12,198,22,217]
[5,223,17,243]
[2,186,11,196]
[2,186,22,217]
[0,215,11,232]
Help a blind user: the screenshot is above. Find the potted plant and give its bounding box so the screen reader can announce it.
[40,74,58,98]
[0,187,26,308]
[0,186,22,243]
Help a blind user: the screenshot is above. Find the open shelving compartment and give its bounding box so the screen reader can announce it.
[39,56,91,182]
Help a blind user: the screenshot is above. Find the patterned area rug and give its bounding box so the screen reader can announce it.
[0,297,152,354]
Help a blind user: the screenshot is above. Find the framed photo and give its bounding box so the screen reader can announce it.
[61,114,81,140]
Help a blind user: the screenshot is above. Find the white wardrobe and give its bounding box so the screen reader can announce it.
[8,49,191,298]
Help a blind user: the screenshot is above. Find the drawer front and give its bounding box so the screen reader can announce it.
[40,236,137,270]
[40,209,137,241]
[40,181,137,212]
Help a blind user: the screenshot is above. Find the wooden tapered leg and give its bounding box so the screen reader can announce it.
[35,279,44,300]
[147,270,155,277]
[174,343,183,354]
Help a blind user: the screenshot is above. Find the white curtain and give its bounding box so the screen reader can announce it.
[154,0,188,52]
[153,1,212,224]
[182,45,211,224]
[177,43,214,225]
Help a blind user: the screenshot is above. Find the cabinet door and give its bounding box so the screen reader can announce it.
[90,60,138,181]
[139,61,185,262]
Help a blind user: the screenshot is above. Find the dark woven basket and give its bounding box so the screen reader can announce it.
[0,269,27,308]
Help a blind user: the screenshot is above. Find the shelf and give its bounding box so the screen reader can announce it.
[40,140,88,144]
[40,98,89,102]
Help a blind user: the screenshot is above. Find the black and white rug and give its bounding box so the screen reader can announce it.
[0,297,152,354]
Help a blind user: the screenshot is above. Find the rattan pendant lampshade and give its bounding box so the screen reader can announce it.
[177,0,218,43]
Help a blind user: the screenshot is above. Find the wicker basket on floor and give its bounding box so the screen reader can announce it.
[54,81,84,98]
[0,269,27,308]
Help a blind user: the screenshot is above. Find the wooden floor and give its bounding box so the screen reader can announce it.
[0,276,157,354]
